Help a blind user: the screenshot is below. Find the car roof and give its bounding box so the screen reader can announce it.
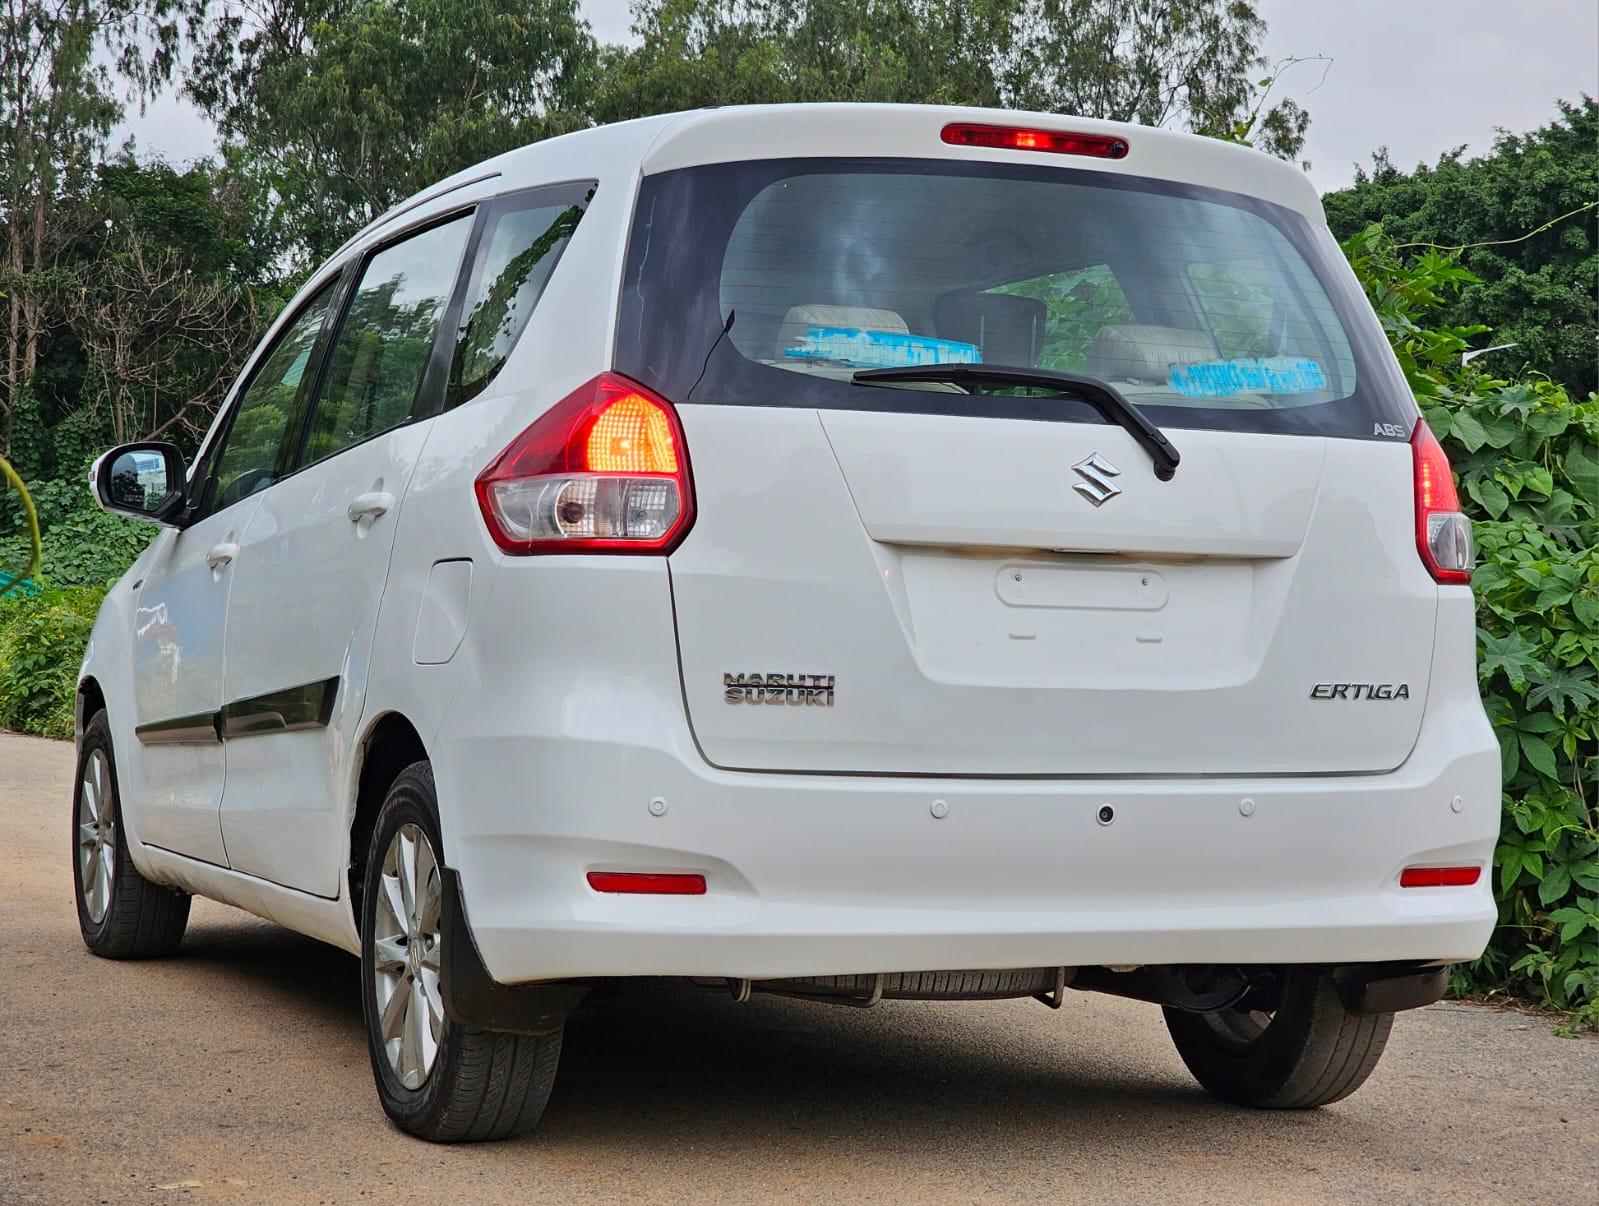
[339,104,1323,264]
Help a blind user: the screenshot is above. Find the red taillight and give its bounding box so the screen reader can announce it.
[941,122,1129,159]
[1411,420,1472,585]
[586,871,707,895]
[1400,865,1482,888]
[475,373,694,554]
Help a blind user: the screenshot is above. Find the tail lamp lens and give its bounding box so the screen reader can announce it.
[1411,420,1472,584]
[475,373,693,554]
[941,122,1129,159]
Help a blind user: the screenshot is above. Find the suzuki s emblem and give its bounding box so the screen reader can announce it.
[1072,453,1122,506]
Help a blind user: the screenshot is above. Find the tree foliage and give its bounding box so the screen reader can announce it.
[595,0,1310,160]
[0,0,186,455]
[1345,225,1599,1029]
[187,0,597,262]
[1324,96,1598,399]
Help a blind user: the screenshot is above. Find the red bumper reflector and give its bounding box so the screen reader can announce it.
[1400,866,1481,888]
[941,122,1129,159]
[587,871,707,895]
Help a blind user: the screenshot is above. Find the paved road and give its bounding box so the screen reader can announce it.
[3,729,1596,1203]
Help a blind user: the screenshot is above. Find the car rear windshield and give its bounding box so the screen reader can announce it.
[616,159,1414,439]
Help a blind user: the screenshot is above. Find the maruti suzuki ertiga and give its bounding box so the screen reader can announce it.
[74,104,1497,1140]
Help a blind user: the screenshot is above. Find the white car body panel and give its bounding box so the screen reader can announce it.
[670,409,1437,776]
[218,420,434,896]
[75,103,1499,988]
[125,500,262,865]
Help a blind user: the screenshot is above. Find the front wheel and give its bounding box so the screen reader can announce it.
[360,762,562,1142]
[1164,968,1392,1108]
[73,710,190,958]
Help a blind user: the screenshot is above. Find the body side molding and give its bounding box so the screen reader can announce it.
[135,676,340,745]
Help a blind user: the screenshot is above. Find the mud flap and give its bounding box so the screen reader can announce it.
[439,867,589,1035]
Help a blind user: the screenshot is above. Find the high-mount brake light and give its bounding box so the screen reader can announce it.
[941,122,1129,159]
[474,373,694,554]
[1411,420,1473,585]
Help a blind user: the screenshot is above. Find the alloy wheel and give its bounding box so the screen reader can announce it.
[1202,1005,1275,1046]
[76,748,116,923]
[371,822,444,1089]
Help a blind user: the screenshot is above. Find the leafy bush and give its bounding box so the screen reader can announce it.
[0,586,105,739]
[1345,225,1599,1028]
[0,465,154,589]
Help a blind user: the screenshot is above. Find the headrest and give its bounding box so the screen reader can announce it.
[934,292,1046,367]
[776,304,909,353]
[1085,325,1218,385]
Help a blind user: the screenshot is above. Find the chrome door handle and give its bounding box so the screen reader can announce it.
[205,542,238,570]
[347,491,395,522]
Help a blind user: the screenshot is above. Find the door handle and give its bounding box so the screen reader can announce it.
[347,491,395,523]
[205,542,238,570]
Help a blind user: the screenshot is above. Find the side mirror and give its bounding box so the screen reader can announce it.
[91,441,189,526]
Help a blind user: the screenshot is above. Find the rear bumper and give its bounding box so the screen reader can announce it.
[440,702,1500,986]
[435,565,1498,987]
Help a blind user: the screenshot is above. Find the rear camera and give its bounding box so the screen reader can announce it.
[1097,805,1115,826]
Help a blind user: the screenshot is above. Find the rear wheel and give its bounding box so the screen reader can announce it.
[73,710,190,958]
[1164,968,1392,1108]
[360,762,562,1142]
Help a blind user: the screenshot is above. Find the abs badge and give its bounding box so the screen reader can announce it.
[724,673,835,706]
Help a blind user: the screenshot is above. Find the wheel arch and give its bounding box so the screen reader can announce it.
[76,675,108,738]
[349,710,430,926]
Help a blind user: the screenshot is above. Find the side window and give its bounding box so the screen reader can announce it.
[448,191,588,409]
[207,284,335,514]
[1187,261,1279,359]
[989,266,1134,371]
[302,214,473,465]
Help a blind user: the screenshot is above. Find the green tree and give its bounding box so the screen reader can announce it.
[188,0,598,262]
[594,0,1310,159]
[1323,96,1598,399]
[0,0,184,457]
[1345,225,1598,1029]
[40,158,276,467]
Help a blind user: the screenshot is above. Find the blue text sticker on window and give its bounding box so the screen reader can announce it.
[1168,356,1327,398]
[784,327,981,368]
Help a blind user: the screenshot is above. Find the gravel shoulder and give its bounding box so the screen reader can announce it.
[3,729,1595,1203]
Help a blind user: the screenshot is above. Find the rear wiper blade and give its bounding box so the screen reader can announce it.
[852,363,1180,481]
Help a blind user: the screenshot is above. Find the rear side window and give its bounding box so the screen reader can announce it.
[206,283,335,513]
[447,182,592,409]
[303,214,473,464]
[618,159,1412,439]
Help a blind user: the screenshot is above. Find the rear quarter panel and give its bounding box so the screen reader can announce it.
[360,148,647,871]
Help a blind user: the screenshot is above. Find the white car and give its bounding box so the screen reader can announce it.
[75,104,1498,1140]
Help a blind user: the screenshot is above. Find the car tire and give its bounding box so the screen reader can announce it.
[73,709,191,958]
[360,761,562,1142]
[1164,968,1392,1108]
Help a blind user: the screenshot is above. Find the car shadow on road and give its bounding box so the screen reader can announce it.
[167,917,1381,1162]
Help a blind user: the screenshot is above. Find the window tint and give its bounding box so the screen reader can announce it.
[449,194,586,408]
[1188,260,1281,359]
[990,266,1133,372]
[208,285,334,513]
[303,215,471,464]
[618,160,1414,439]
[716,170,1356,409]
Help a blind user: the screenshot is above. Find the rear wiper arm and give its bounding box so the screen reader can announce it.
[852,363,1180,481]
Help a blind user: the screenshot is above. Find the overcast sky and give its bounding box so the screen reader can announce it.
[119,0,1597,195]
